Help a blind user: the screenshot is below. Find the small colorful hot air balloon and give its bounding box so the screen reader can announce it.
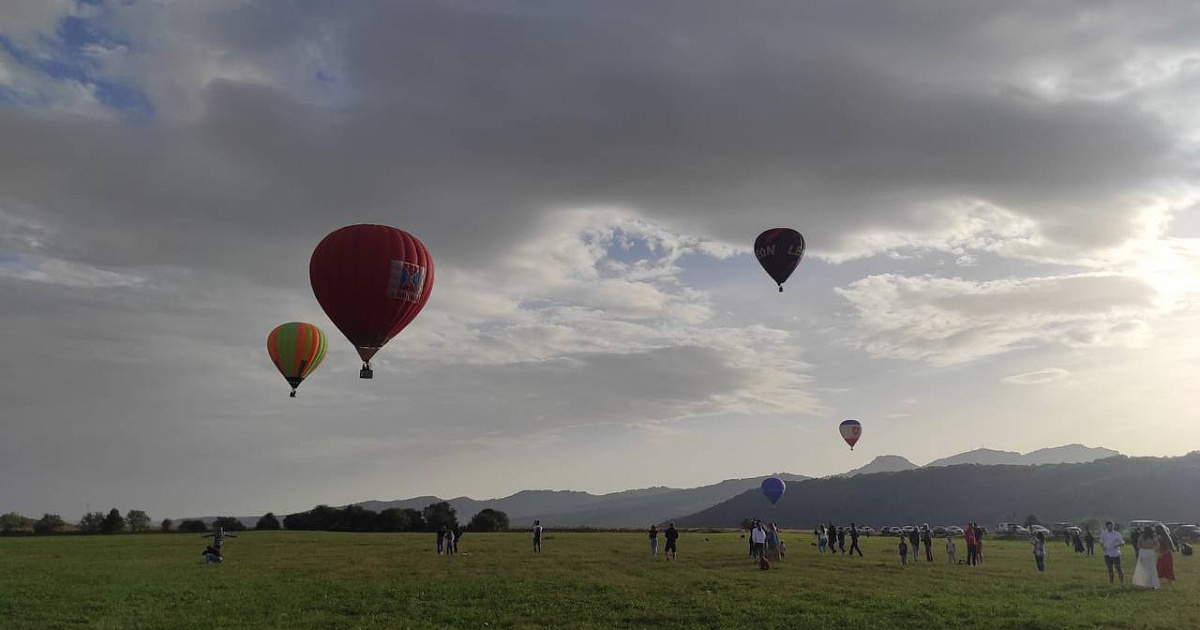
[754,228,805,292]
[839,419,862,450]
[309,224,434,379]
[267,322,328,397]
[761,477,786,505]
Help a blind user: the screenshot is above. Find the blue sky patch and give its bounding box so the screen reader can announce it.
[0,7,153,119]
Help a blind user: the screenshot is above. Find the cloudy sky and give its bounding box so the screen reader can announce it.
[2,1,1198,520]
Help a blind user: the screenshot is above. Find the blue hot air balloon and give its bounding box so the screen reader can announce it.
[761,477,786,505]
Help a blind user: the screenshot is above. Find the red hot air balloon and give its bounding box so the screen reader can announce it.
[839,419,862,450]
[309,224,434,379]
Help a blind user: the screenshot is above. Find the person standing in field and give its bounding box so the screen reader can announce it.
[1084,528,1095,556]
[1032,531,1047,572]
[1100,521,1125,584]
[945,534,957,564]
[1131,526,1141,559]
[1133,526,1159,589]
[750,521,766,560]
[649,524,659,556]
[444,527,456,556]
[974,524,985,564]
[1156,525,1176,589]
[664,522,679,560]
[848,523,863,557]
[837,525,846,554]
[532,520,543,554]
[922,525,934,562]
[964,523,977,566]
[817,525,828,554]
[767,523,782,561]
[1073,530,1084,554]
[436,526,446,554]
[898,537,909,565]
[908,528,920,561]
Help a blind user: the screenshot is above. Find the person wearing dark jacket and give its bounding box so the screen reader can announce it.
[837,526,846,553]
[908,528,921,560]
[922,525,934,562]
[664,523,679,560]
[436,526,446,554]
[848,523,863,556]
[1084,528,1095,556]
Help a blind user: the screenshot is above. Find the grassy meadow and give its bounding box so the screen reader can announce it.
[1,530,1197,629]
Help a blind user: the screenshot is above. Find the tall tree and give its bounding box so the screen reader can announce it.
[79,512,106,534]
[422,502,458,533]
[177,519,208,533]
[160,518,174,532]
[468,509,510,532]
[256,513,281,531]
[0,512,32,534]
[212,517,247,532]
[33,514,66,535]
[126,510,151,533]
[102,509,126,534]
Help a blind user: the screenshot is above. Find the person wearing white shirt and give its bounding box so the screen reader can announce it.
[1100,521,1125,584]
[750,521,767,560]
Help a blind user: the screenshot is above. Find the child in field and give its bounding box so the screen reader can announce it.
[945,535,957,564]
[898,538,909,565]
[779,540,787,560]
[1032,531,1046,572]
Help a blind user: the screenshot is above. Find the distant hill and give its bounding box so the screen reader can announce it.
[841,455,919,476]
[925,444,1119,468]
[674,453,1200,528]
[355,473,810,527]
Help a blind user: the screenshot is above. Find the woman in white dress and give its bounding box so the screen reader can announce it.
[1132,526,1160,589]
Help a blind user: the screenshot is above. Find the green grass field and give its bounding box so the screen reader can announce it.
[1,531,1195,629]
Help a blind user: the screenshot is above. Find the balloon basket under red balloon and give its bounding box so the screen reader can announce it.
[359,365,374,379]
[289,391,296,398]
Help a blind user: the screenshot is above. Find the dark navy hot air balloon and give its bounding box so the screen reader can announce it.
[760,477,786,505]
[754,228,805,292]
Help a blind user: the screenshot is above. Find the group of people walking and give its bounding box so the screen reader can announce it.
[816,523,862,557]
[749,520,785,563]
[436,525,463,555]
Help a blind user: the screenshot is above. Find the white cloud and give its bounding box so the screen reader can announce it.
[1002,368,1071,385]
[836,272,1164,365]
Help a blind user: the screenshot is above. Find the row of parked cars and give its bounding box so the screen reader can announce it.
[878,525,966,537]
[994,520,1200,540]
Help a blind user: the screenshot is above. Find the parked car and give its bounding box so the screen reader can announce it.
[901,525,917,535]
[931,526,947,535]
[1050,522,1075,535]
[1029,525,1050,537]
[1128,520,1165,533]
[994,523,1029,537]
[1174,525,1200,541]
[857,526,875,536]
[882,526,903,536]
[944,526,964,536]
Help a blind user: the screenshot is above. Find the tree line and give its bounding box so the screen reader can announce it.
[0,502,510,536]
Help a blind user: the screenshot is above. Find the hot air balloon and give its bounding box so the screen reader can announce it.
[754,228,805,292]
[839,419,862,450]
[267,322,328,397]
[761,477,786,505]
[309,224,434,379]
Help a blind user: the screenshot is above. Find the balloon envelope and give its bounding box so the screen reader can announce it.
[839,419,862,449]
[754,228,805,291]
[309,224,434,371]
[267,322,328,396]
[760,477,786,505]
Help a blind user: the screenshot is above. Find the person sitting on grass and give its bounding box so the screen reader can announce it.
[898,538,908,565]
[201,545,222,564]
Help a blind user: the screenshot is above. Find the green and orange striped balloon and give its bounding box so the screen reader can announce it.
[267,322,328,397]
